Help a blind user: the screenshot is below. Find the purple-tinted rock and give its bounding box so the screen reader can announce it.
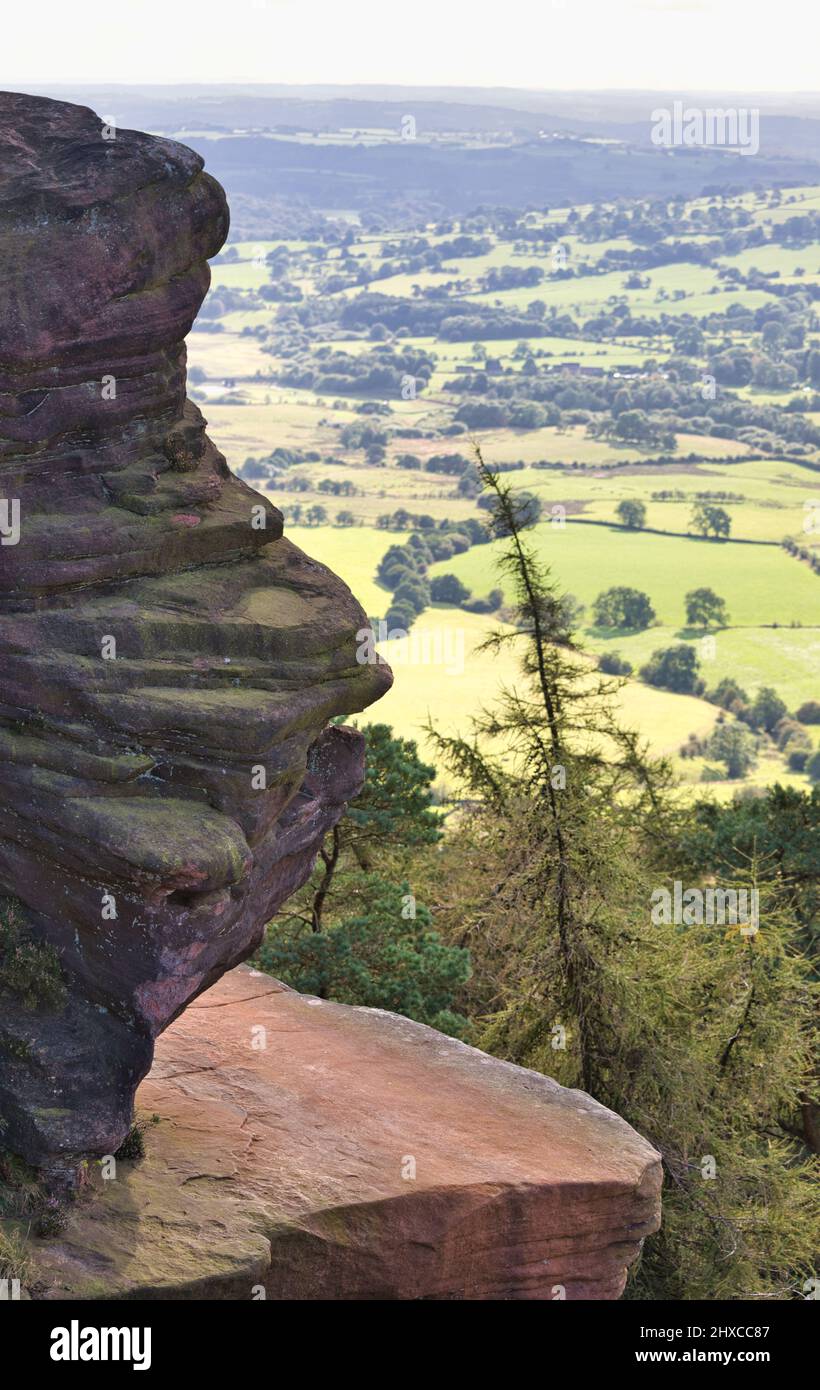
[0,91,391,1178]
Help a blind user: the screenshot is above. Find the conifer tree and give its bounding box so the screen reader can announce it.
[425,453,818,1299]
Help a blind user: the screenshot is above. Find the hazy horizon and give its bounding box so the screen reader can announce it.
[2,0,818,93]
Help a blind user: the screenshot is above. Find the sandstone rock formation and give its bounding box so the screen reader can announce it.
[0,92,391,1179]
[27,965,662,1300]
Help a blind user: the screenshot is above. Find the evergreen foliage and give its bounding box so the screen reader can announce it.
[418,453,818,1300]
[257,725,470,1035]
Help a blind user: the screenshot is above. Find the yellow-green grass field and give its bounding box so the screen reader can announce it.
[675,745,811,801]
[306,250,762,320]
[350,607,723,773]
[584,625,820,711]
[260,448,802,536]
[284,529,762,793]
[750,185,820,225]
[461,424,751,468]
[213,308,275,333]
[272,488,476,526]
[469,261,771,317]
[547,454,820,545]
[512,456,820,543]
[188,329,275,379]
[201,400,362,463]
[209,261,273,292]
[513,455,818,494]
[276,513,814,800]
[719,240,820,286]
[369,619,809,803]
[360,608,810,798]
[275,492,475,528]
[358,242,524,299]
[576,497,815,544]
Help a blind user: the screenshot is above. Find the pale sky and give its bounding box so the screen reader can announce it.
[0,0,817,92]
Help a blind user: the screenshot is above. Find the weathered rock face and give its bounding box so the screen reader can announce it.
[27,965,662,1301]
[0,92,391,1177]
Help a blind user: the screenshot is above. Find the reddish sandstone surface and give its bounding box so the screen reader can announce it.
[30,966,662,1300]
[0,92,390,1177]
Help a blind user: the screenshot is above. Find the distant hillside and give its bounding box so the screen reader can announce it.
[13,84,820,227]
[192,134,820,220]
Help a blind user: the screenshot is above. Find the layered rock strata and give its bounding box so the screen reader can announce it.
[0,92,390,1177]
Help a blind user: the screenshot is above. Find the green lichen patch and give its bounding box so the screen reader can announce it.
[0,901,67,1013]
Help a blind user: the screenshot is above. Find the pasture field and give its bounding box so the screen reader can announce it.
[522,455,820,544]
[188,329,274,378]
[430,521,820,629]
[270,490,479,527]
[287,529,815,793]
[209,260,272,292]
[719,242,820,281]
[471,266,771,317]
[582,625,820,711]
[576,498,807,543]
[511,455,818,499]
[466,425,752,468]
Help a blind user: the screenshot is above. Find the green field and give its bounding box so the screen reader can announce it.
[430,521,820,629]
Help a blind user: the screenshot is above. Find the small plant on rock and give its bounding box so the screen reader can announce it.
[115,1118,149,1161]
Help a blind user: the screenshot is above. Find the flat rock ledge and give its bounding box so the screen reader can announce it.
[27,965,661,1301]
